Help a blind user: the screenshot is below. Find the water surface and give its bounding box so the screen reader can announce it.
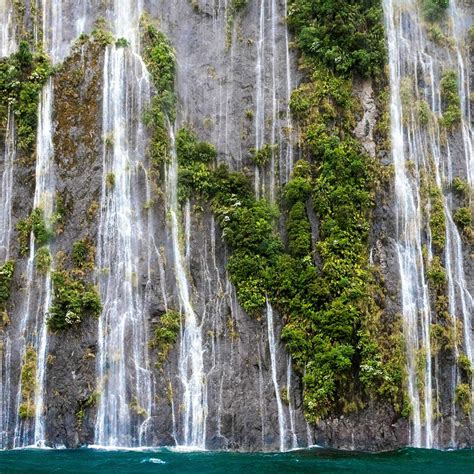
[0,447,473,473]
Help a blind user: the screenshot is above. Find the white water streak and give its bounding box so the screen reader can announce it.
[266,300,286,452]
[168,127,207,448]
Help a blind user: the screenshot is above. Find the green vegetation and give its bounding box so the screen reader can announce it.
[106,172,115,188]
[425,23,454,49]
[177,128,218,201]
[175,120,397,419]
[130,396,147,417]
[453,207,472,230]
[451,177,470,200]
[287,0,386,77]
[416,100,431,126]
[115,37,130,48]
[455,383,472,416]
[439,71,461,130]
[469,26,474,46]
[0,260,15,309]
[16,208,53,255]
[250,144,276,167]
[91,18,114,47]
[141,16,176,170]
[420,176,446,251]
[167,0,395,423]
[19,345,37,419]
[458,354,472,378]
[225,0,249,46]
[48,271,102,331]
[151,310,181,367]
[421,0,449,22]
[35,247,52,274]
[426,255,446,288]
[72,239,95,270]
[0,41,52,152]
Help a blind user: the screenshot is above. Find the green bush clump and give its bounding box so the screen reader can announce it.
[458,354,472,378]
[453,207,472,230]
[72,239,95,269]
[287,0,386,77]
[91,19,114,47]
[426,255,446,288]
[115,37,130,48]
[451,177,470,200]
[455,383,472,415]
[176,128,217,165]
[48,271,102,331]
[151,310,181,367]
[35,247,52,274]
[0,260,15,308]
[439,71,461,130]
[16,208,53,255]
[230,0,248,10]
[141,17,176,169]
[0,41,52,152]
[420,175,446,251]
[176,128,218,201]
[250,144,276,167]
[422,0,449,22]
[19,345,37,419]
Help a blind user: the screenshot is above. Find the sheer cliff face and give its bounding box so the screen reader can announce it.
[0,0,473,452]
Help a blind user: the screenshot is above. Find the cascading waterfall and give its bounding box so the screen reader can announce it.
[13,77,55,448]
[383,0,473,448]
[0,0,15,58]
[266,300,287,452]
[94,0,153,447]
[168,126,207,448]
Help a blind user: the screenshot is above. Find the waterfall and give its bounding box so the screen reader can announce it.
[266,300,287,452]
[31,80,55,447]
[282,0,294,184]
[10,0,89,447]
[253,0,295,199]
[168,127,207,449]
[0,0,15,58]
[0,0,16,450]
[254,0,265,196]
[286,356,298,450]
[0,108,14,263]
[383,0,473,448]
[450,1,473,186]
[94,0,153,447]
[13,77,55,448]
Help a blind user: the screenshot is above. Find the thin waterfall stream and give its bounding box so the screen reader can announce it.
[168,126,207,449]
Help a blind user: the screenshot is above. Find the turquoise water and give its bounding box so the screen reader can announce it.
[0,447,473,473]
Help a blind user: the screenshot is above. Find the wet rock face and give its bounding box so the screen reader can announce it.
[42,41,105,448]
